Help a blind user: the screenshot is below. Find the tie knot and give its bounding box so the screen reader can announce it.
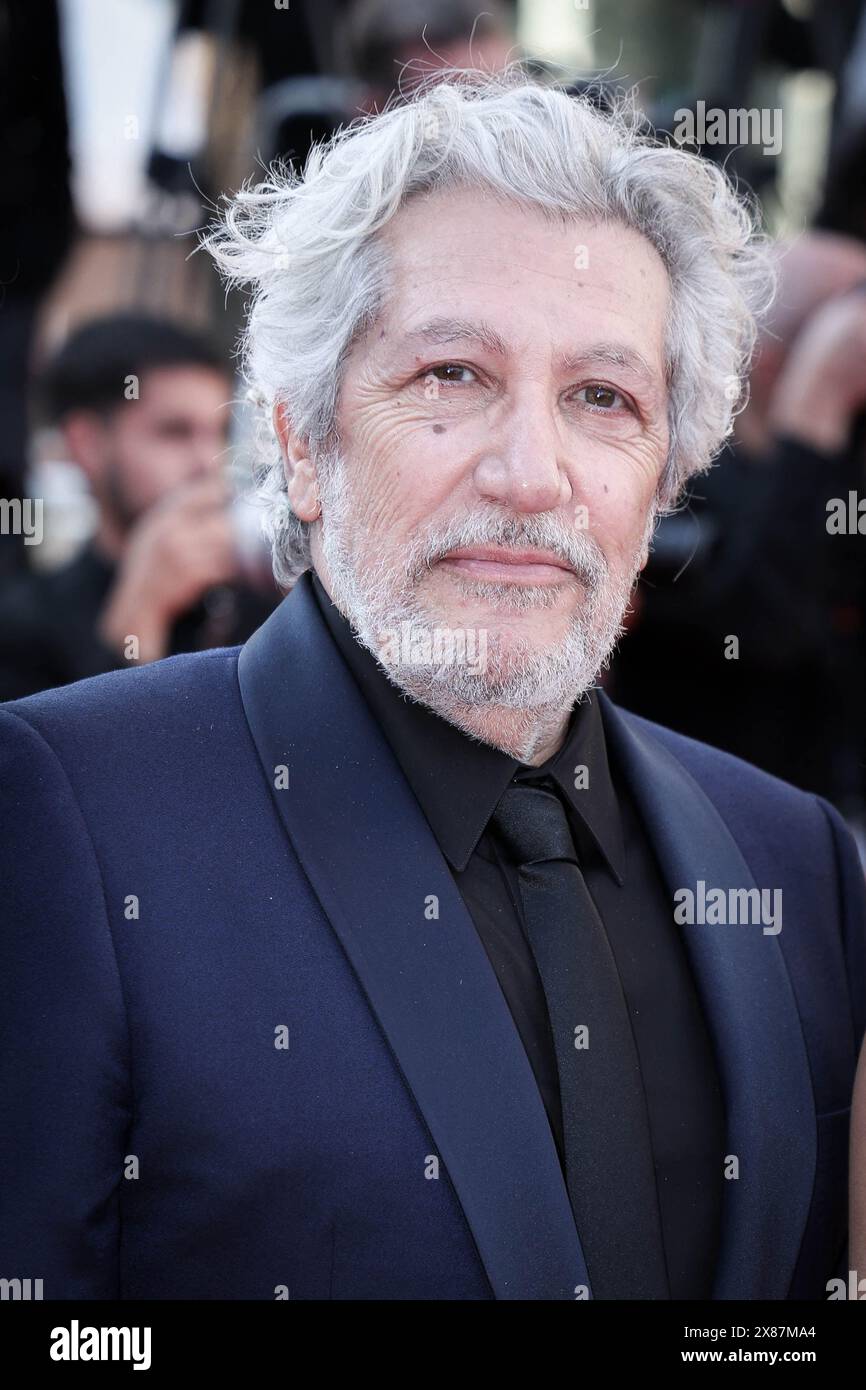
[491,782,579,867]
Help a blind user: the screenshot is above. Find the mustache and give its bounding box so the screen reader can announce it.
[407,513,608,587]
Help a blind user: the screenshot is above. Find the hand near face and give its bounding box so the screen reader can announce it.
[98,474,241,664]
[768,289,866,453]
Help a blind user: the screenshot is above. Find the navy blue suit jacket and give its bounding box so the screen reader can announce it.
[1,572,865,1300]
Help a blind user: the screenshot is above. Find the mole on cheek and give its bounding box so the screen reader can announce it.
[603,484,609,493]
[432,424,446,435]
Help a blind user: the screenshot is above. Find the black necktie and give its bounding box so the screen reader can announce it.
[492,780,670,1299]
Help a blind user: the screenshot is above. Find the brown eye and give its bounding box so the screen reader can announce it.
[427,363,475,384]
[581,384,621,409]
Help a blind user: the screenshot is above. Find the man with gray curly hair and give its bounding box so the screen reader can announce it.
[208,70,771,763]
[1,70,864,1304]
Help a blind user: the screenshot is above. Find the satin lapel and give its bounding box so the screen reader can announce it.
[599,693,816,1300]
[237,576,590,1300]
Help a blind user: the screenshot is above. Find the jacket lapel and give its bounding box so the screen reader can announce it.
[237,576,589,1300]
[599,692,816,1300]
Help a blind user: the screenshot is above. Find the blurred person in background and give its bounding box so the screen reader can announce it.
[0,0,72,578]
[0,314,278,702]
[610,231,866,825]
[342,0,517,108]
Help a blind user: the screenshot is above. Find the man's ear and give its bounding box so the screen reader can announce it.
[273,401,320,522]
[62,411,110,485]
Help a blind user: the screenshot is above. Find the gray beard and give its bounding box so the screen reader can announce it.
[314,445,654,753]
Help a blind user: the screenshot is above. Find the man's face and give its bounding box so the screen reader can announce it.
[309,186,671,718]
[83,365,231,528]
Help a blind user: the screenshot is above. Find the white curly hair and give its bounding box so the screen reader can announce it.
[204,67,776,587]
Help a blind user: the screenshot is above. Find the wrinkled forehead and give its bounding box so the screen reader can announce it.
[368,185,671,382]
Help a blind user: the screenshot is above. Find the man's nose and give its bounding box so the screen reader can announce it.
[471,389,571,513]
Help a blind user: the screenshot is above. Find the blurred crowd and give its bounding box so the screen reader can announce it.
[2,0,866,847]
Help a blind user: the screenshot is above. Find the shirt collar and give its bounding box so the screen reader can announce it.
[310,570,625,882]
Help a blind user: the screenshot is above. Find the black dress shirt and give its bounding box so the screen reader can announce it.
[310,571,726,1299]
